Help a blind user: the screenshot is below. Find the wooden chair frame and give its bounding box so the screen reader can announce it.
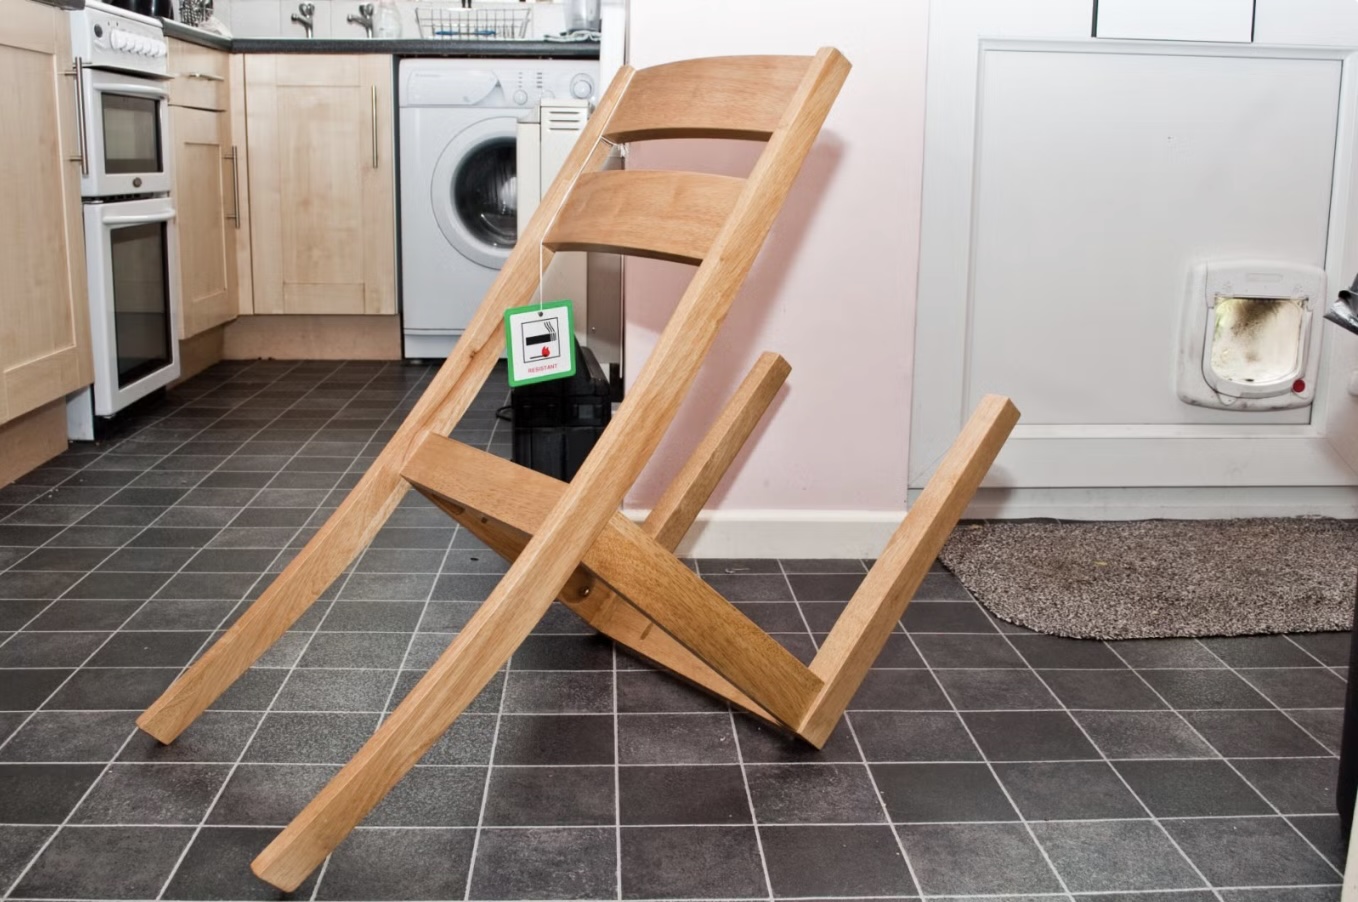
[136,47,1019,891]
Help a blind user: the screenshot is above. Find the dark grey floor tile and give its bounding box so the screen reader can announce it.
[995,761,1145,820]
[1139,668,1272,709]
[414,601,475,633]
[851,712,981,762]
[1201,636,1318,667]
[914,634,1027,668]
[0,764,103,822]
[0,710,132,762]
[900,823,1062,896]
[0,825,55,894]
[417,714,498,766]
[299,632,409,668]
[1109,638,1226,668]
[902,601,997,633]
[12,547,111,571]
[156,506,239,528]
[1220,888,1341,902]
[12,825,193,899]
[98,547,199,572]
[1288,632,1351,667]
[1009,635,1126,669]
[274,669,393,712]
[468,827,615,900]
[1290,708,1344,754]
[1115,759,1271,817]
[935,669,1060,710]
[1082,893,1217,902]
[788,572,864,601]
[208,667,288,712]
[23,598,140,632]
[762,825,915,897]
[1233,757,1340,814]
[72,762,231,824]
[616,670,729,714]
[1287,814,1346,871]
[1163,816,1339,886]
[746,762,885,824]
[734,713,863,763]
[243,712,379,764]
[48,524,142,547]
[365,765,484,826]
[495,713,614,765]
[1238,667,1347,709]
[0,525,63,546]
[484,765,614,827]
[1076,711,1215,759]
[797,600,848,632]
[156,571,259,599]
[618,712,735,764]
[46,666,177,710]
[502,670,611,714]
[875,762,1017,822]
[963,711,1098,761]
[697,573,792,602]
[874,634,926,668]
[125,598,238,630]
[849,669,950,710]
[120,711,263,763]
[1183,710,1330,757]
[1038,669,1166,709]
[183,548,277,573]
[746,599,820,632]
[621,825,766,899]
[0,599,47,631]
[318,828,474,901]
[208,526,296,550]
[1031,820,1204,893]
[429,573,500,601]
[511,634,615,671]
[163,826,319,900]
[337,573,436,601]
[699,558,782,575]
[208,763,338,825]
[89,630,211,667]
[368,527,457,549]
[131,526,222,548]
[0,632,107,667]
[617,764,747,826]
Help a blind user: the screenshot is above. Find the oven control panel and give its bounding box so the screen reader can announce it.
[70,0,168,77]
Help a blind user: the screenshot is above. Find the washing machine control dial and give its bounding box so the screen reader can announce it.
[570,74,594,100]
[512,88,529,106]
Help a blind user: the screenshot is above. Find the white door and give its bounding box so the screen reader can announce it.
[911,0,1358,518]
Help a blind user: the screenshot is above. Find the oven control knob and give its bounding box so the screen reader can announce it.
[154,41,167,57]
[110,30,127,50]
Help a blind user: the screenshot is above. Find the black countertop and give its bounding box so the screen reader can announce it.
[162,18,597,57]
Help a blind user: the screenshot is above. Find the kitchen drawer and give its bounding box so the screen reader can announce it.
[168,37,228,110]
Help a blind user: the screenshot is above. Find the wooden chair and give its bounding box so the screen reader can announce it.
[135,47,1019,891]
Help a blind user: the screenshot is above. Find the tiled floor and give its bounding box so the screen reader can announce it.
[0,358,1350,901]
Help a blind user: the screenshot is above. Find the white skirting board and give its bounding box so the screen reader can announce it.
[631,488,1358,559]
[623,509,907,560]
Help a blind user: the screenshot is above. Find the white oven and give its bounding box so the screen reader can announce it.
[78,196,181,424]
[77,67,171,198]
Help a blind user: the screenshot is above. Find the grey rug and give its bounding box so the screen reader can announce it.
[939,518,1358,640]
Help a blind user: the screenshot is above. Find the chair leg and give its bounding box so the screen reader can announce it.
[250,557,559,891]
[797,395,1019,746]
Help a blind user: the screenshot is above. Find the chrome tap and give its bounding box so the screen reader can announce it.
[347,3,375,37]
[291,2,315,37]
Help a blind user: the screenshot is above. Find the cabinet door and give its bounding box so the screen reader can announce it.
[246,54,395,315]
[167,37,228,112]
[172,105,237,338]
[0,1,93,425]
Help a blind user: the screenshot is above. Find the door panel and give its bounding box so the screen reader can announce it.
[172,105,235,338]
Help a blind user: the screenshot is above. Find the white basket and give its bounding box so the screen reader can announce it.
[415,4,532,40]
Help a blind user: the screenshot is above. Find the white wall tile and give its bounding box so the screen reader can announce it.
[229,0,282,36]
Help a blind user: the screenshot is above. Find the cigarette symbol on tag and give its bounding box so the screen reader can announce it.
[522,317,561,362]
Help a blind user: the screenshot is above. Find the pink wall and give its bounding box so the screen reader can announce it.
[623,0,931,512]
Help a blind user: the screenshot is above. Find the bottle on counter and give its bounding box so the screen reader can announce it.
[374,0,402,38]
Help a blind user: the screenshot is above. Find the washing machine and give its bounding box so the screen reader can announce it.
[398,58,599,359]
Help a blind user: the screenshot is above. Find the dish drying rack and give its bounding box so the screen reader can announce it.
[415,3,532,40]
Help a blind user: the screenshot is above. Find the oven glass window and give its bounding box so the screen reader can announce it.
[101,94,162,175]
[110,222,172,388]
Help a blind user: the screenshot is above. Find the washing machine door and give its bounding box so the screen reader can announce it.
[430,115,520,270]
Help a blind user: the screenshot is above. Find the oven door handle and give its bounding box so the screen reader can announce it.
[92,82,171,100]
[102,211,176,225]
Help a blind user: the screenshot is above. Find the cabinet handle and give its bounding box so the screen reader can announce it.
[183,71,226,81]
[371,85,378,169]
[224,145,241,230]
[65,60,89,177]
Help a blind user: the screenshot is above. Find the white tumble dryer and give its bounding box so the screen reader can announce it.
[398,57,599,359]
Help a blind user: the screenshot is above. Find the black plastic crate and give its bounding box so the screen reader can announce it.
[511,340,611,482]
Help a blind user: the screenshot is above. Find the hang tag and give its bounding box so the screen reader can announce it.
[504,299,577,387]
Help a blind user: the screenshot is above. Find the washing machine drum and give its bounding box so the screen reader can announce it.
[431,118,519,269]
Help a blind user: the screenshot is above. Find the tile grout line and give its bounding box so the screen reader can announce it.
[151,360,407,901]
[0,359,326,902]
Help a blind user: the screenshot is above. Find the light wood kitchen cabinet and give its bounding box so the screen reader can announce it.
[0,0,93,426]
[244,54,396,315]
[167,37,237,340]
